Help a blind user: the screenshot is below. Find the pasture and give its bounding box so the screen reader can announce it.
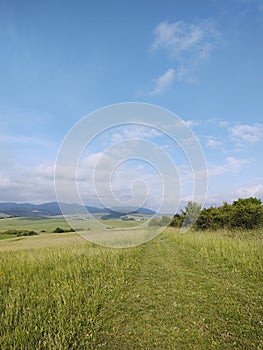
[0,220,262,349]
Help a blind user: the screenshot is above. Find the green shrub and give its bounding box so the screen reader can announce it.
[230,197,263,230]
[1,230,38,237]
[170,213,184,228]
[53,227,65,233]
[53,227,76,233]
[171,198,263,231]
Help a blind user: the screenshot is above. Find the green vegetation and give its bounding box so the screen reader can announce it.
[170,197,263,231]
[0,228,262,349]
[0,216,71,233]
[0,229,38,237]
[0,233,14,240]
[53,227,75,233]
[149,215,172,226]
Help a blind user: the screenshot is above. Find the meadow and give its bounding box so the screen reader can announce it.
[0,216,71,233]
[0,218,262,349]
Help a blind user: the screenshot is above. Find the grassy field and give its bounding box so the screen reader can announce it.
[0,226,262,349]
[0,216,141,233]
[0,216,71,233]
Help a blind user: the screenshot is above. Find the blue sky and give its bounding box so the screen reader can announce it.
[0,0,263,210]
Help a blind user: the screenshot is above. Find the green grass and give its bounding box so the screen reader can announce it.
[0,228,262,349]
[0,217,71,233]
[0,234,14,240]
[98,219,141,228]
[0,217,141,234]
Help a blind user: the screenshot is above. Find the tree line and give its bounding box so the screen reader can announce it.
[169,197,263,230]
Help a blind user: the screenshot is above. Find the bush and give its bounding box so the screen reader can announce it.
[53,227,65,233]
[170,213,184,228]
[2,230,38,237]
[53,227,76,233]
[171,198,263,231]
[230,198,263,230]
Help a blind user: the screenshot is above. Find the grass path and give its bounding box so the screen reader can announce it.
[1,229,262,349]
[102,231,263,349]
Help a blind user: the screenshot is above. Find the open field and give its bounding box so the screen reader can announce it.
[0,217,152,248]
[0,227,263,349]
[0,216,71,233]
[0,216,142,233]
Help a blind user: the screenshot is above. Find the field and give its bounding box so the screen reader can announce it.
[0,216,72,233]
[0,218,263,349]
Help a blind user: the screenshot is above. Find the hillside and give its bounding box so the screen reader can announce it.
[0,202,155,218]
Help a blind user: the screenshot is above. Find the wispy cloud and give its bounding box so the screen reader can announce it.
[206,137,222,148]
[229,123,263,143]
[151,19,218,61]
[219,121,230,127]
[185,120,198,127]
[209,156,251,176]
[148,68,175,96]
[0,134,50,147]
[111,125,162,144]
[235,183,263,198]
[143,18,220,95]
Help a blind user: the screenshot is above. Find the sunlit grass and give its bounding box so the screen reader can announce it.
[0,227,262,349]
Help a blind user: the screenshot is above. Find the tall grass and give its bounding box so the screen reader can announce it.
[0,241,139,349]
[168,228,263,276]
[1,228,262,349]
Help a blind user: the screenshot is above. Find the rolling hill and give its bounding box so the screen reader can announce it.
[0,202,155,217]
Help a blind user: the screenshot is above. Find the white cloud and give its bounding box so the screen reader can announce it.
[203,182,263,206]
[143,18,219,95]
[111,125,162,142]
[235,184,263,198]
[219,121,230,127]
[229,123,263,143]
[151,19,218,61]
[209,156,251,176]
[33,163,55,179]
[206,137,222,148]
[149,68,175,95]
[185,120,198,127]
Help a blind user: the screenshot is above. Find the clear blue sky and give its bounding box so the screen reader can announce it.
[0,0,262,209]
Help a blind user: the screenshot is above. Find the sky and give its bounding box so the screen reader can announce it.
[0,0,263,211]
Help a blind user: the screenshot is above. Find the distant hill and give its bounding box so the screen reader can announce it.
[0,202,155,217]
[109,207,155,215]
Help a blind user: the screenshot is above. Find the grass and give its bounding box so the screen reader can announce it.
[0,217,141,234]
[0,227,262,349]
[0,217,71,233]
[0,234,14,240]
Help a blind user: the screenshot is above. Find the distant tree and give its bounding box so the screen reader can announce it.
[2,229,38,237]
[53,227,75,233]
[169,202,201,228]
[181,201,202,228]
[53,227,65,233]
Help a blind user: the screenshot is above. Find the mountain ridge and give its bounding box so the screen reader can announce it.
[0,202,155,217]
